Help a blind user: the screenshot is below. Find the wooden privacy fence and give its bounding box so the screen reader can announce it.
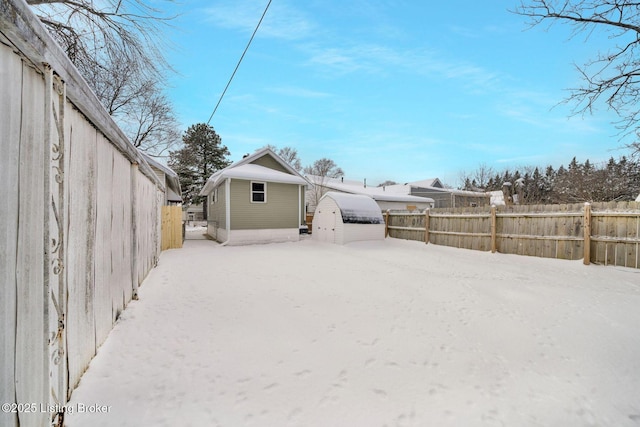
[162,205,184,250]
[1,2,168,426]
[385,201,640,269]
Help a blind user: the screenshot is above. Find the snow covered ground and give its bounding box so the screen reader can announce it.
[65,238,640,427]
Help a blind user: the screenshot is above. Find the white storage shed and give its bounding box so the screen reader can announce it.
[313,192,385,244]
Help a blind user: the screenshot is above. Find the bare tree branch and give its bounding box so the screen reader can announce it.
[513,0,640,154]
[28,0,180,155]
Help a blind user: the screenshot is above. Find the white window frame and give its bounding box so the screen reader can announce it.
[251,181,267,203]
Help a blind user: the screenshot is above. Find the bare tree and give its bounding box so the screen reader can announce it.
[28,0,179,155]
[27,0,172,76]
[263,145,303,171]
[304,158,345,210]
[513,0,640,155]
[304,158,344,179]
[459,162,495,190]
[122,87,181,156]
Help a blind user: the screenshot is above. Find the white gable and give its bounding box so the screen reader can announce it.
[218,164,308,185]
[200,148,309,195]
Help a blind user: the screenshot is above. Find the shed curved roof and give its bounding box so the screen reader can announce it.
[321,192,384,224]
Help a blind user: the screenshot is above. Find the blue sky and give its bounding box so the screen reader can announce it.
[163,0,633,186]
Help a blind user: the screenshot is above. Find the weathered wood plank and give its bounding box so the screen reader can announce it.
[94,137,114,346]
[65,109,98,390]
[2,0,169,413]
[0,42,22,427]
[14,60,49,427]
[112,152,133,321]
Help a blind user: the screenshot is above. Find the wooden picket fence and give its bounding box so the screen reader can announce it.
[385,201,640,269]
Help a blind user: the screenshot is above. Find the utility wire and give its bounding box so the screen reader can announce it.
[207,0,272,125]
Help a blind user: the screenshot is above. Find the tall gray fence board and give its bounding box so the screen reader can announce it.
[0,43,20,427]
[1,0,166,425]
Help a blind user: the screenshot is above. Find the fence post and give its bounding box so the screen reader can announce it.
[424,209,430,244]
[491,205,497,253]
[583,202,591,265]
[385,210,390,238]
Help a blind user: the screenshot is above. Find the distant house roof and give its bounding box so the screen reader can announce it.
[385,181,486,197]
[406,178,444,188]
[636,193,640,202]
[306,175,435,204]
[141,152,182,203]
[200,147,309,195]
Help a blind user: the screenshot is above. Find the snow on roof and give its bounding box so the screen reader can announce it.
[204,164,307,191]
[407,178,442,188]
[140,152,182,200]
[310,175,484,199]
[321,192,384,224]
[141,153,178,178]
[200,148,309,195]
[489,190,505,206]
[307,175,434,204]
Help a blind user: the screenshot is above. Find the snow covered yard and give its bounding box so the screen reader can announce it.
[65,238,640,427]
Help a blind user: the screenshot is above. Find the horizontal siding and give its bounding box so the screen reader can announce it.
[208,184,226,229]
[300,186,306,225]
[251,154,288,173]
[230,180,299,229]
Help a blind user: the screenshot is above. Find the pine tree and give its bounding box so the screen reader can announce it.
[168,124,231,212]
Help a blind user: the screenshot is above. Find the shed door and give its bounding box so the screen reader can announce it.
[315,208,338,243]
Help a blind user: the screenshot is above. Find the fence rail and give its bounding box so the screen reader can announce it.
[385,201,640,269]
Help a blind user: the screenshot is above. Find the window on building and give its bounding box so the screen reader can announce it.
[251,182,266,203]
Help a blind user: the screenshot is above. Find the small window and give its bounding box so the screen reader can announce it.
[251,182,266,203]
[210,188,217,204]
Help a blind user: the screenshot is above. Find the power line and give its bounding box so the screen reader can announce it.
[207,0,273,125]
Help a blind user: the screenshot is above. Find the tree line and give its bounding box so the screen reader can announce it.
[461,156,640,204]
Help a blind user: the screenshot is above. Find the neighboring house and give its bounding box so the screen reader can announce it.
[313,192,385,244]
[141,153,182,205]
[199,148,310,245]
[384,179,490,208]
[636,193,640,202]
[306,175,435,213]
[183,204,205,222]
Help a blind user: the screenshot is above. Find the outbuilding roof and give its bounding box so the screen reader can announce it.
[200,148,309,195]
[141,152,182,203]
[306,175,435,204]
[320,192,384,224]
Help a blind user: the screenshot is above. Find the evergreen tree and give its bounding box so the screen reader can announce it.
[168,123,231,212]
